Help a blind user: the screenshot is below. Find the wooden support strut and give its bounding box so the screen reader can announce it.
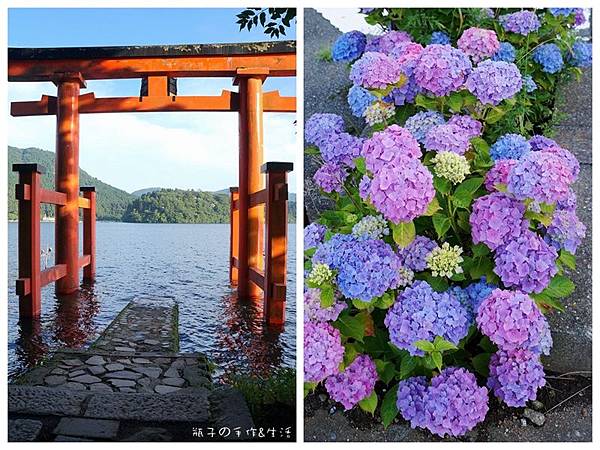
[229,187,239,286]
[81,187,96,281]
[262,162,293,327]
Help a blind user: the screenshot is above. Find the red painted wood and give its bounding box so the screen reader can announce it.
[229,188,239,286]
[15,168,42,317]
[82,188,96,280]
[55,75,82,294]
[237,79,250,298]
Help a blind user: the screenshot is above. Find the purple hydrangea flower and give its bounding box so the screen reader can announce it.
[368,158,435,224]
[365,30,412,54]
[313,162,347,193]
[385,281,469,356]
[384,53,423,106]
[470,192,528,251]
[304,288,346,323]
[358,175,371,201]
[488,349,546,407]
[347,85,376,117]
[568,41,592,68]
[490,133,531,161]
[325,355,377,410]
[574,8,586,26]
[304,321,344,383]
[362,125,421,173]
[477,288,552,353]
[545,209,586,254]
[447,114,483,138]
[332,30,367,62]
[320,132,364,167]
[350,52,403,89]
[493,232,558,293]
[317,234,403,302]
[499,10,541,35]
[492,42,517,62]
[414,44,472,96]
[304,223,326,249]
[541,145,580,179]
[425,124,472,155]
[408,368,489,437]
[466,60,523,105]
[397,235,439,272]
[533,43,564,74]
[556,188,577,212]
[508,151,574,204]
[430,31,450,45]
[404,110,445,144]
[457,27,500,63]
[484,159,518,192]
[397,376,428,428]
[305,113,344,147]
[529,135,558,151]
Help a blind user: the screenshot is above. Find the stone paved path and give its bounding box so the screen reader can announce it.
[9,298,254,441]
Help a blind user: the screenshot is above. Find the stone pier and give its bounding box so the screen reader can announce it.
[8,298,254,441]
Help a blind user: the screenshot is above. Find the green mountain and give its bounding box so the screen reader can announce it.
[8,146,133,221]
[8,146,296,223]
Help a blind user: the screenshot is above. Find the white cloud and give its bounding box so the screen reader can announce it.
[8,82,296,193]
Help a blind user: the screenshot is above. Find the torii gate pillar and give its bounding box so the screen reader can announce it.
[236,69,268,299]
[54,72,85,294]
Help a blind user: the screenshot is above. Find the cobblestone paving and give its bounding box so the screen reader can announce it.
[9,298,253,441]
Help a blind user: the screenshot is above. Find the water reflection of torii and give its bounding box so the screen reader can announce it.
[9,41,296,327]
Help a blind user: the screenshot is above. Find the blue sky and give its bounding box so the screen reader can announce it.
[8,8,297,193]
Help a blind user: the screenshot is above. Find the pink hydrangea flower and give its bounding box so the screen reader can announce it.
[457,27,500,63]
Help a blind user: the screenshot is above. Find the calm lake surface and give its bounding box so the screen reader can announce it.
[7,222,296,381]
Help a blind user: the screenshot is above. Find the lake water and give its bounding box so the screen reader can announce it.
[7,222,296,382]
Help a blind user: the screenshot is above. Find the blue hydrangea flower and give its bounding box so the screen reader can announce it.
[499,10,541,35]
[568,41,592,68]
[464,277,496,315]
[490,133,532,161]
[523,75,537,92]
[404,110,445,144]
[549,8,576,17]
[385,281,469,356]
[533,43,564,73]
[492,42,516,62]
[305,113,344,147]
[304,223,326,249]
[430,31,451,45]
[347,85,375,117]
[332,31,367,62]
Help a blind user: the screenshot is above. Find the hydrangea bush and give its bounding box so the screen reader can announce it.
[304,7,589,439]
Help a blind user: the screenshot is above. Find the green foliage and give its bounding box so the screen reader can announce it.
[236,8,295,38]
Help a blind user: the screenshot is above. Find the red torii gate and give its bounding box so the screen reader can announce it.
[9,41,296,326]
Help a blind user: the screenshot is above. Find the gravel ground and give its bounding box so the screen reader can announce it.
[302,8,593,442]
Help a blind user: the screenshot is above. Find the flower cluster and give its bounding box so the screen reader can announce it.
[457,27,500,63]
[490,133,531,161]
[306,263,335,286]
[431,151,471,184]
[385,281,469,356]
[304,321,344,383]
[533,43,564,74]
[484,159,518,192]
[492,42,516,63]
[313,162,347,193]
[398,368,489,437]
[447,114,482,138]
[404,110,445,143]
[430,31,450,45]
[364,100,396,126]
[424,124,471,155]
[366,30,412,54]
[304,288,347,323]
[350,52,403,89]
[414,44,472,96]
[494,231,559,293]
[347,85,376,117]
[523,75,537,93]
[325,355,377,410]
[320,132,363,167]
[528,135,557,151]
[305,113,344,147]
[499,10,541,35]
[362,125,421,173]
[352,214,389,240]
[332,31,367,62]
[569,41,592,68]
[426,242,464,278]
[545,209,586,253]
[465,60,523,105]
[470,192,528,250]
[397,235,439,272]
[488,349,546,407]
[477,289,551,353]
[304,223,326,249]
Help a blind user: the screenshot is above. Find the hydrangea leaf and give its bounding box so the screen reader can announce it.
[485,105,507,124]
[391,221,416,248]
[432,214,451,239]
[453,177,484,208]
[333,310,367,342]
[431,351,443,371]
[354,156,367,174]
[304,381,318,398]
[448,92,464,112]
[471,242,490,257]
[380,384,399,429]
[531,292,565,313]
[358,389,378,415]
[413,340,436,353]
[343,342,360,367]
[320,282,335,308]
[434,176,452,194]
[543,275,575,298]
[372,292,395,309]
[558,250,576,270]
[424,197,441,216]
[305,145,321,155]
[374,359,396,385]
[399,352,418,380]
[415,93,438,110]
[433,336,458,352]
[471,353,492,377]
